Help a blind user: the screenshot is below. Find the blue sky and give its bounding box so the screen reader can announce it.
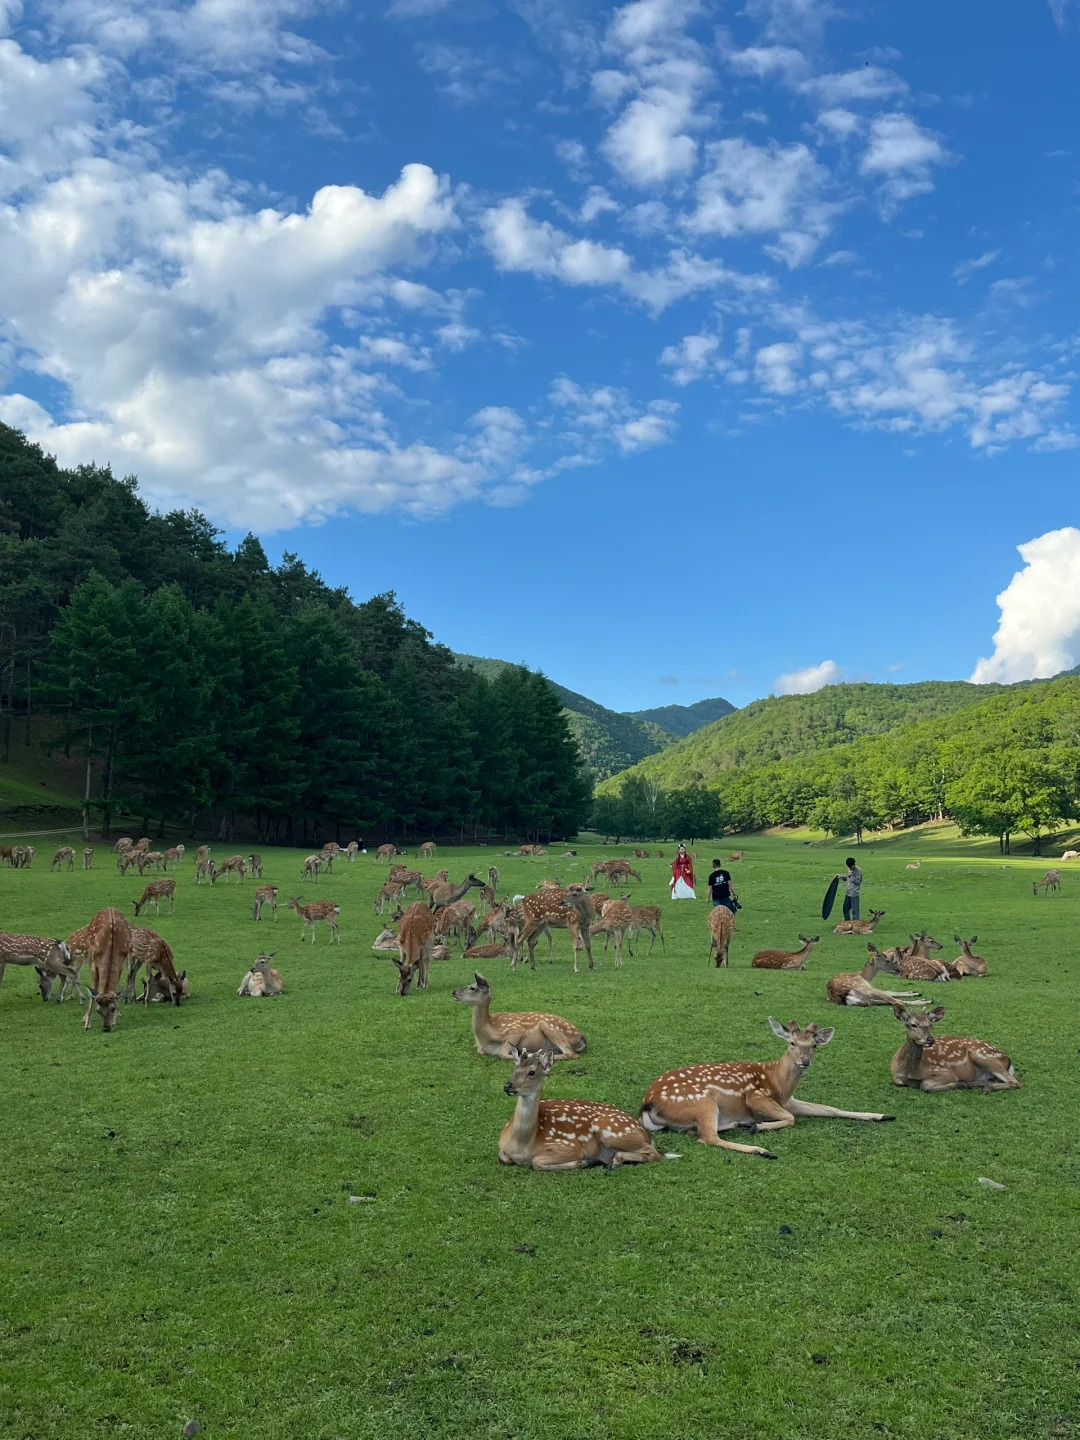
[3,0,1080,711]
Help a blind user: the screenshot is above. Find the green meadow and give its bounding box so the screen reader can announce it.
[1,829,1078,1440]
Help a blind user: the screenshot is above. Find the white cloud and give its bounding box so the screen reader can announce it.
[800,66,907,106]
[775,659,843,694]
[971,529,1080,683]
[953,248,1000,284]
[723,44,807,81]
[659,330,723,384]
[687,137,833,264]
[602,83,699,185]
[1049,0,1075,25]
[860,113,951,213]
[549,374,679,452]
[388,0,453,15]
[815,107,860,139]
[755,340,801,393]
[578,185,620,222]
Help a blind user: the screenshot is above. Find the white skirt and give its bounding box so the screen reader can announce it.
[670,879,696,900]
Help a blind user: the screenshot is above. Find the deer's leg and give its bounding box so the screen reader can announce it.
[786,1098,895,1122]
[743,1091,798,1131]
[82,997,95,1031]
[692,1103,777,1157]
[973,1059,1021,1090]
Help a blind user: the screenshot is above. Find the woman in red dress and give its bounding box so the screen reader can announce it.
[670,844,696,900]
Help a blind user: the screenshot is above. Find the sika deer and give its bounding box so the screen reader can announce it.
[247,853,263,879]
[452,972,586,1058]
[586,894,633,966]
[301,854,323,883]
[833,908,886,937]
[375,881,405,916]
[0,933,81,1004]
[890,1005,1020,1092]
[126,928,185,1006]
[81,908,134,1032]
[627,904,665,956]
[393,901,436,995]
[707,906,735,968]
[1033,869,1061,897]
[499,1046,675,1170]
[517,887,595,974]
[194,858,215,885]
[51,847,75,872]
[288,897,341,944]
[251,884,279,921]
[428,874,485,911]
[418,841,437,859]
[640,1017,893,1156]
[888,934,950,983]
[752,934,819,970]
[826,949,923,1007]
[238,953,283,997]
[488,865,500,894]
[133,879,176,916]
[949,934,987,978]
[212,855,246,885]
[375,844,397,865]
[82,847,94,870]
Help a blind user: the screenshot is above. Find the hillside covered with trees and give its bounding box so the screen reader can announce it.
[0,424,590,842]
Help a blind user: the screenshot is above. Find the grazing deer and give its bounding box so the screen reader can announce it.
[116,847,137,875]
[728,851,744,862]
[627,904,665,956]
[237,953,283,997]
[82,847,94,870]
[12,845,28,868]
[389,868,423,896]
[375,882,406,916]
[0,933,81,1004]
[375,844,397,865]
[133,879,176,916]
[51,847,75,872]
[500,1045,675,1170]
[175,843,185,864]
[0,846,13,866]
[163,847,182,868]
[137,850,165,874]
[195,845,211,864]
[317,848,335,874]
[194,858,215,885]
[346,840,360,862]
[212,855,246,885]
[134,838,150,852]
[141,970,190,1004]
[251,884,279,921]
[247,853,263,879]
[393,901,436,995]
[81,908,134,1032]
[126,928,185,1006]
[600,860,642,887]
[1033,869,1061,897]
[586,894,634,966]
[949,934,987,979]
[632,848,650,859]
[428,874,485,911]
[453,972,586,1058]
[288,897,341,943]
[826,949,923,1007]
[517,887,595,974]
[418,841,437,859]
[488,865,500,893]
[640,1017,893,1155]
[1061,850,1079,861]
[833,908,886,937]
[301,854,323,883]
[435,899,477,948]
[707,906,735,968]
[888,934,950,983]
[890,1005,1020,1091]
[113,836,133,853]
[752,934,819,970]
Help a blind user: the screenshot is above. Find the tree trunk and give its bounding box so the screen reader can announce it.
[83,724,93,841]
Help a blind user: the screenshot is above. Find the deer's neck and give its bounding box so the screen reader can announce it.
[763,1053,803,1103]
[471,995,495,1041]
[504,1090,542,1157]
[861,955,883,981]
[895,1039,926,1079]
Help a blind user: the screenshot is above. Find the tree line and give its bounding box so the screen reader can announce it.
[0,423,589,842]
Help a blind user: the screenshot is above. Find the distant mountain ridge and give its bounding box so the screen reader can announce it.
[626,697,735,736]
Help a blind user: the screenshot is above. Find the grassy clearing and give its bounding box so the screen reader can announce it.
[1,835,1078,1440]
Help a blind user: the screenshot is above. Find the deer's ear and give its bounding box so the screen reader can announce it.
[506,1043,522,1063]
[970,935,977,944]
[928,1005,945,1024]
[392,958,404,971]
[539,1049,556,1072]
[813,1026,836,1046]
[892,1004,908,1020]
[767,1016,789,1040]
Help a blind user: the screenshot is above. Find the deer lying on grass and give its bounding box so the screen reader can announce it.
[707,906,735,968]
[905,861,921,870]
[499,1045,675,1170]
[728,851,744,862]
[1033,869,1061,897]
[133,879,176,916]
[890,1004,1020,1091]
[51,847,75,872]
[238,954,283,997]
[251,884,279,921]
[142,970,190,1003]
[82,908,133,1032]
[887,934,950,983]
[288,897,341,944]
[393,901,435,995]
[639,1017,894,1157]
[372,924,398,952]
[212,855,246,885]
[0,933,81,1003]
[453,972,586,1058]
[833,909,886,937]
[752,934,819,970]
[826,948,923,1007]
[628,904,665,956]
[463,941,513,961]
[516,887,595,973]
[125,928,186,1006]
[1061,850,1080,861]
[82,847,93,870]
[949,934,987,978]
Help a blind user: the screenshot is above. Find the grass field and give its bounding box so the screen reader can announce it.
[1,830,1078,1440]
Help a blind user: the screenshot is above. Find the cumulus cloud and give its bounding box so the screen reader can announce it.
[861,113,951,214]
[549,374,679,452]
[686,138,834,265]
[659,331,723,384]
[800,66,907,106]
[775,659,843,694]
[971,529,1080,683]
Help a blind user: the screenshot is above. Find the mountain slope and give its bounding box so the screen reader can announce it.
[597,680,1008,793]
[454,654,673,779]
[625,697,735,736]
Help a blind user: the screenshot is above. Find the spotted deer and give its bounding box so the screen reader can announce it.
[418,841,437,859]
[133,879,176,916]
[488,864,500,893]
[142,970,190,1004]
[388,868,423,897]
[478,902,509,941]
[752,934,819,970]
[728,851,744,862]
[421,869,449,896]
[585,894,633,966]
[375,844,397,865]
[126,928,185,1006]
[247,853,263,879]
[627,904,665,956]
[251,884,279,921]
[890,1005,1020,1091]
[82,847,94,870]
[428,874,485,911]
[453,972,586,1058]
[393,901,436,995]
[826,949,923,1007]
[372,924,399,952]
[462,942,514,961]
[375,881,406,916]
[238,953,283,997]
[212,855,246,885]
[136,851,164,874]
[346,841,360,862]
[707,906,735,968]
[516,887,595,974]
[640,1017,894,1156]
[163,847,182,869]
[51,847,75,872]
[81,908,134,1032]
[195,845,211,864]
[301,854,323,883]
[1033,869,1061,897]
[887,934,950,983]
[317,848,335,874]
[0,932,81,1003]
[499,1045,676,1170]
[949,934,987,979]
[113,836,134,854]
[194,858,215,885]
[833,909,886,937]
[288,897,340,943]
[435,899,477,948]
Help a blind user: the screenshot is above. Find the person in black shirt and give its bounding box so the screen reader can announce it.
[707,860,735,913]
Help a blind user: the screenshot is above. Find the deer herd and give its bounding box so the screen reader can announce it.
[0,838,1044,1171]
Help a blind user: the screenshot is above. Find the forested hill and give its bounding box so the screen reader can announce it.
[0,423,589,841]
[597,681,1007,793]
[625,697,735,736]
[454,654,672,779]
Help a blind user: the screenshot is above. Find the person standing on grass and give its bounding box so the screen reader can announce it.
[707,859,735,914]
[670,844,696,900]
[836,856,862,922]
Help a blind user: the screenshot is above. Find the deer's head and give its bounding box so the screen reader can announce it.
[797,934,820,946]
[768,1017,834,1070]
[93,990,119,1032]
[453,972,491,1006]
[393,956,419,995]
[867,943,902,975]
[892,1004,944,1047]
[503,1044,555,1098]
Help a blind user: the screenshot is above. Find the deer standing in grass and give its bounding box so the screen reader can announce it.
[428,874,485,911]
[82,848,93,870]
[499,1045,676,1170]
[375,844,397,865]
[81,908,133,1032]
[421,869,449,896]
[435,900,477,948]
[488,865,499,894]
[346,841,360,862]
[707,906,735,968]
[419,841,437,859]
[388,868,423,897]
[301,855,322,883]
[113,836,133,854]
[393,901,436,995]
[890,1005,1020,1091]
[585,893,633,966]
[51,847,75,872]
[126,929,186,1006]
[134,879,176,916]
[833,909,886,937]
[195,858,215,885]
[453,972,586,1058]
[1033,869,1061,897]
[136,851,164,874]
[288,898,341,944]
[516,887,595,973]
[247,853,263,879]
[251,884,279,921]
[826,949,923,1007]
[752,934,819,970]
[640,1017,894,1157]
[238,954,283,997]
[212,855,246,885]
[375,882,405,916]
[627,904,665,956]
[163,847,182,869]
[0,933,81,1003]
[949,934,987,978]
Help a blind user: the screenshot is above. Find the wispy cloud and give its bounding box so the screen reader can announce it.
[953,249,1000,284]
